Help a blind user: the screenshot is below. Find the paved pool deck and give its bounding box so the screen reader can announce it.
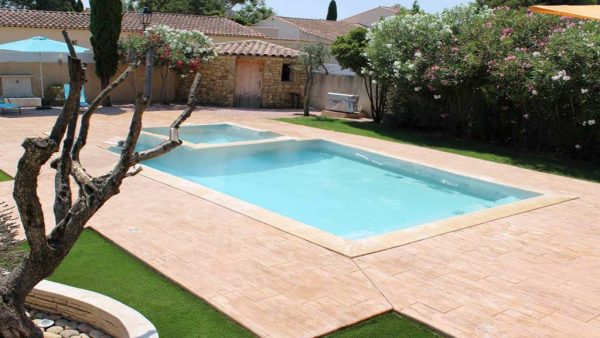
[1,106,599,337]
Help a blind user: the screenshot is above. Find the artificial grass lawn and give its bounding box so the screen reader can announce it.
[0,170,12,182]
[49,229,252,338]
[326,313,440,338]
[278,117,600,183]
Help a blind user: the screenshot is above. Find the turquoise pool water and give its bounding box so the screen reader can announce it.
[122,135,538,240]
[144,124,282,145]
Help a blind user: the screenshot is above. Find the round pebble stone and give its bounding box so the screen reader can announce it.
[77,323,92,333]
[79,334,90,338]
[34,318,54,329]
[33,312,49,320]
[65,321,79,330]
[47,326,64,334]
[88,330,104,338]
[60,330,80,338]
[55,319,69,327]
[43,333,61,338]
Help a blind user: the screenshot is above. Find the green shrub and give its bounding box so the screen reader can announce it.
[366,5,599,160]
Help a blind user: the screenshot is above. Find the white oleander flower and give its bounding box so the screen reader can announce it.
[434,94,442,100]
[581,88,589,94]
[575,144,582,149]
[414,87,421,92]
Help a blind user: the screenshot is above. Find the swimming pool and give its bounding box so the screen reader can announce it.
[127,136,539,240]
[143,123,283,145]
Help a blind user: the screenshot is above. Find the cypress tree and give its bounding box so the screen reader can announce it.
[90,0,123,106]
[411,0,421,13]
[326,0,337,21]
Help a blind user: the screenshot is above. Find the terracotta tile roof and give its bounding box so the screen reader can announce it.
[214,40,301,58]
[0,9,265,38]
[273,16,363,41]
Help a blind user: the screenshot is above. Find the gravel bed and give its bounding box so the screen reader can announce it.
[26,307,113,338]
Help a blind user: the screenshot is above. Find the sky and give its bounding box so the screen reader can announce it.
[81,0,473,17]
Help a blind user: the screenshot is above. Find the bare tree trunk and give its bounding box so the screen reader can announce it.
[303,74,313,117]
[0,31,204,337]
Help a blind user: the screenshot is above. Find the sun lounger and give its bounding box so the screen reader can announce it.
[64,84,90,108]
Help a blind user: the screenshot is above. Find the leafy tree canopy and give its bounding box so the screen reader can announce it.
[331,26,369,74]
[231,0,274,25]
[136,0,251,16]
[476,0,597,8]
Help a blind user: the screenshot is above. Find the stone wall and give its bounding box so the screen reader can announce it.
[178,55,306,109]
[261,56,307,109]
[197,55,236,106]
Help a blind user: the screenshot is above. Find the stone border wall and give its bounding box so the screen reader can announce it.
[26,280,158,338]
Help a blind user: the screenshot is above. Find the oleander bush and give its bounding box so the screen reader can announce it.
[365,5,599,160]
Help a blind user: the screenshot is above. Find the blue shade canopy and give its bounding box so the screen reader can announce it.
[0,36,88,53]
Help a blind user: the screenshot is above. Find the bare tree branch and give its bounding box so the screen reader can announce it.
[72,64,138,162]
[54,60,84,223]
[134,72,202,163]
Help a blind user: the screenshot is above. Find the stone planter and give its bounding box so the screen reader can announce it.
[27,280,158,338]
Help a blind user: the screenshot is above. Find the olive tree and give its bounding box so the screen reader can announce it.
[0,29,214,337]
[297,43,329,117]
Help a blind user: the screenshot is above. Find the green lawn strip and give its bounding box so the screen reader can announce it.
[48,229,252,338]
[326,312,441,338]
[0,170,12,182]
[277,117,600,183]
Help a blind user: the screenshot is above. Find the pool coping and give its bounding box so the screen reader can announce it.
[103,123,578,258]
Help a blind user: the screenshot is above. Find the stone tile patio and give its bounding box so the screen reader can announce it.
[1,106,599,337]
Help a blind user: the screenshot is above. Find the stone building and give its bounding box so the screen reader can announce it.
[189,40,307,109]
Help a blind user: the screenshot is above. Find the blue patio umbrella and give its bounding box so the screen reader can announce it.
[0,36,89,99]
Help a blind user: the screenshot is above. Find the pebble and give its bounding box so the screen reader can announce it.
[47,326,64,334]
[33,312,49,320]
[88,330,105,338]
[60,330,80,338]
[34,318,54,329]
[43,333,61,338]
[65,321,79,330]
[55,319,69,327]
[77,323,92,333]
[80,334,90,338]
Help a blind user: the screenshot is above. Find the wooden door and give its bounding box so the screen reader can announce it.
[234,59,264,108]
